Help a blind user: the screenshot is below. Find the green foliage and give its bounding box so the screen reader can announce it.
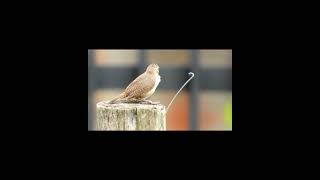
[224,97,232,129]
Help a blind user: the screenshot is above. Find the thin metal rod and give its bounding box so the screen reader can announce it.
[190,50,199,130]
[166,72,194,113]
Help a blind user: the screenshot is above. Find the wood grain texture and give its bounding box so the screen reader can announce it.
[96,101,166,130]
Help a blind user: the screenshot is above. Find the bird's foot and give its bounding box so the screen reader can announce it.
[139,99,160,105]
[115,99,160,105]
[116,98,145,104]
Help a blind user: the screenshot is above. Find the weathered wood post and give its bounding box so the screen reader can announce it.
[96,101,166,130]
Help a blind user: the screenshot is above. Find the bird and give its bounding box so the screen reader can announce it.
[108,64,161,104]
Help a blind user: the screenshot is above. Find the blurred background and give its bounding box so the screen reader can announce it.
[88,49,232,131]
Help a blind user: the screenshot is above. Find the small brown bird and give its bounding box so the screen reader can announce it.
[108,64,161,104]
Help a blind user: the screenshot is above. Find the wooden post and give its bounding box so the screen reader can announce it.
[96,101,166,130]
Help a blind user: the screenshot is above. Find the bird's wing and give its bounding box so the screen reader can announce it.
[125,73,145,91]
[124,73,155,98]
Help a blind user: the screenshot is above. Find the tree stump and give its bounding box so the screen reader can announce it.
[96,101,166,130]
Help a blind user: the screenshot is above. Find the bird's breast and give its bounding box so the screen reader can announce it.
[144,74,160,98]
[154,74,161,87]
[150,74,161,92]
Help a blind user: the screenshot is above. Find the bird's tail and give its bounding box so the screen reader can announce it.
[108,92,126,104]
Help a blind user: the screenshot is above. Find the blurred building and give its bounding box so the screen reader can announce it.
[88,49,232,130]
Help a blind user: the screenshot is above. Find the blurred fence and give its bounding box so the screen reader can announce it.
[88,49,232,130]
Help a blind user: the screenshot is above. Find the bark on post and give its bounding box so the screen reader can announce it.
[96,101,166,130]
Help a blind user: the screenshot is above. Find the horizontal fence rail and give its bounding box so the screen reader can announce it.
[91,66,232,90]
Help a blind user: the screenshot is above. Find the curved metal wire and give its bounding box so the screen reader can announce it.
[166,72,195,113]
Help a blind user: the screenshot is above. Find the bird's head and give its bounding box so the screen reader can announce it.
[146,64,159,74]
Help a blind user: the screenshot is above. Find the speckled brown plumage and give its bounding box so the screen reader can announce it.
[108,64,161,104]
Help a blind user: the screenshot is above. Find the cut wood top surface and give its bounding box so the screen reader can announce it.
[97,101,166,111]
